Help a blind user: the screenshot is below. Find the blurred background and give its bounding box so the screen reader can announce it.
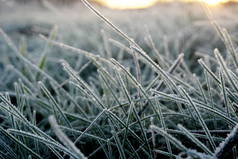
[1,0,238,85]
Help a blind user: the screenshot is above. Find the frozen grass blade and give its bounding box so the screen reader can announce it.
[36,26,58,80]
[204,70,214,108]
[131,104,153,157]
[98,68,126,114]
[115,70,132,103]
[193,74,208,104]
[177,124,213,155]
[8,129,78,159]
[58,61,92,89]
[38,82,72,128]
[60,126,108,143]
[49,115,87,159]
[8,65,36,92]
[179,86,216,151]
[212,22,238,67]
[153,149,177,159]
[219,70,232,117]
[80,0,180,97]
[150,125,188,152]
[198,58,238,103]
[0,93,63,143]
[153,90,237,126]
[146,29,168,68]
[214,49,238,93]
[0,28,87,117]
[131,45,142,96]
[61,60,106,110]
[0,127,42,159]
[146,53,184,92]
[198,59,220,84]
[40,35,110,66]
[215,124,238,159]
[80,0,135,45]
[106,109,144,144]
[155,101,173,158]
[122,103,133,146]
[74,109,107,144]
[108,120,127,159]
[110,58,183,114]
[0,136,17,159]
[109,38,147,63]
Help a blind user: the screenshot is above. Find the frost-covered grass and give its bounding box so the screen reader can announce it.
[0,0,238,159]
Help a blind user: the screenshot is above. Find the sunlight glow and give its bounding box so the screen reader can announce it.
[92,0,232,9]
[202,0,228,5]
[93,0,159,9]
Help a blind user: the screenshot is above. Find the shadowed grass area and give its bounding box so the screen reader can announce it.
[0,0,238,158]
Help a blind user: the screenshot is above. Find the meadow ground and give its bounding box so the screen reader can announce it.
[1,1,238,159]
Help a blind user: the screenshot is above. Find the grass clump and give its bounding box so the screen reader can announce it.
[0,0,238,158]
